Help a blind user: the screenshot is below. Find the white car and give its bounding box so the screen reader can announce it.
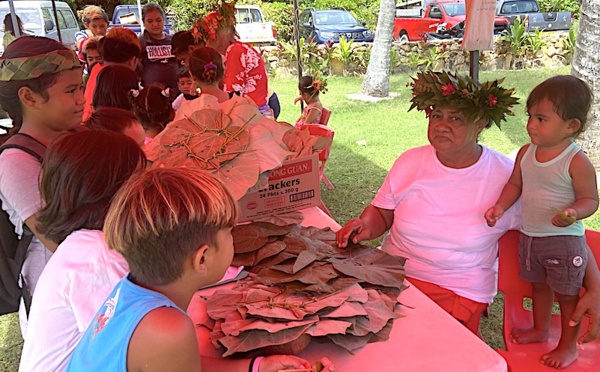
[235,5,276,45]
[0,1,79,55]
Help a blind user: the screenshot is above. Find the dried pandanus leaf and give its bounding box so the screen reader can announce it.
[200,223,406,357]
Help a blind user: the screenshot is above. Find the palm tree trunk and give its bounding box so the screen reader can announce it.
[572,0,600,168]
[359,0,396,97]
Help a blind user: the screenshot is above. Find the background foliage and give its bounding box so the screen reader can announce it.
[537,0,581,16]
[64,1,580,35]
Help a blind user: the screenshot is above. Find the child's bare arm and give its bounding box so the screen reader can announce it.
[554,151,599,226]
[128,307,201,371]
[304,105,323,124]
[485,145,527,226]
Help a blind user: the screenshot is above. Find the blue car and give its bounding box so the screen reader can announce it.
[298,8,374,44]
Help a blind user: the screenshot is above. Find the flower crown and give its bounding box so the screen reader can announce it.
[192,1,237,42]
[305,72,328,94]
[407,70,519,128]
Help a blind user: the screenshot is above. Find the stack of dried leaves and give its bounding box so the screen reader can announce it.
[144,95,330,200]
[200,223,406,357]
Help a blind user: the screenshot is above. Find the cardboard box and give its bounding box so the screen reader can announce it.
[238,155,321,221]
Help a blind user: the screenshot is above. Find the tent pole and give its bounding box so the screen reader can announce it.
[8,0,21,38]
[469,50,479,83]
[137,0,144,34]
[293,0,303,111]
[51,0,62,43]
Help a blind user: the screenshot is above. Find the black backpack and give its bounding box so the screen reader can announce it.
[0,133,46,316]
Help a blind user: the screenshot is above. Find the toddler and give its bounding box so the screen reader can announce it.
[485,75,598,369]
[172,67,199,111]
[294,74,326,129]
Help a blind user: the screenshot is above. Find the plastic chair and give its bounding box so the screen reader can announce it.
[318,107,332,126]
[496,230,600,371]
[302,124,335,216]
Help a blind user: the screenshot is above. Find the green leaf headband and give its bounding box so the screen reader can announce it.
[407,70,519,128]
[0,49,82,81]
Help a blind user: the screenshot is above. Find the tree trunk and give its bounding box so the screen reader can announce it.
[572,0,600,168]
[359,0,396,97]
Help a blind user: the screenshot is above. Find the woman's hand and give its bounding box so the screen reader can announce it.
[336,218,371,248]
[294,96,303,105]
[259,355,311,372]
[570,287,600,343]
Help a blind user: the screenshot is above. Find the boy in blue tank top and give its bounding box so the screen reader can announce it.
[485,75,598,369]
[66,168,318,372]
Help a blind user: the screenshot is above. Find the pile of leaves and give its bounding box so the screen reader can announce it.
[144,95,330,200]
[200,223,406,357]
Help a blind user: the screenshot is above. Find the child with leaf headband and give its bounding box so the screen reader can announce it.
[0,36,85,332]
[294,73,327,129]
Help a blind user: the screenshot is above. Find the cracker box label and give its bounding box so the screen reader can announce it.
[238,155,321,221]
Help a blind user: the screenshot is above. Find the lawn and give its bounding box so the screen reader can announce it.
[3,65,596,370]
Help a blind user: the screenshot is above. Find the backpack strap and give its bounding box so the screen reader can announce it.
[0,133,47,162]
[0,133,46,315]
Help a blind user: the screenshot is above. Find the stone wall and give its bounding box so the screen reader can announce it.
[261,33,573,77]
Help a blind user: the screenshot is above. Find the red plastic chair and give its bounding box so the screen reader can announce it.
[497,230,600,371]
[302,124,335,216]
[318,107,332,126]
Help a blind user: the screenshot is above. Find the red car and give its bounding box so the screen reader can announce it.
[394,0,510,42]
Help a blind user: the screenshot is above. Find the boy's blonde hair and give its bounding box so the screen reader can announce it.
[77,5,109,24]
[105,167,239,286]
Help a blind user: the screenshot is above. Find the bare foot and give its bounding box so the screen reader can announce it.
[541,345,578,369]
[510,327,549,344]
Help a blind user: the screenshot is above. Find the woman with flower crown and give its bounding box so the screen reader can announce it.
[195,1,272,118]
[336,71,600,340]
[294,74,325,129]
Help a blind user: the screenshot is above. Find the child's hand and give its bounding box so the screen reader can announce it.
[260,355,311,372]
[294,96,303,105]
[484,205,505,227]
[552,208,578,227]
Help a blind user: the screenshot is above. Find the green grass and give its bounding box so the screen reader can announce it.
[3,66,595,367]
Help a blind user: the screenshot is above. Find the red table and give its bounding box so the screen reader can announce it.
[188,207,507,372]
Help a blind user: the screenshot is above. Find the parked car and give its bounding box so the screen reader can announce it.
[394,0,510,42]
[495,0,572,32]
[298,8,374,44]
[110,5,173,36]
[235,4,276,45]
[0,1,79,55]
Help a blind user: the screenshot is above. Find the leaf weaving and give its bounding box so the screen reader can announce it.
[203,223,406,357]
[219,323,314,357]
